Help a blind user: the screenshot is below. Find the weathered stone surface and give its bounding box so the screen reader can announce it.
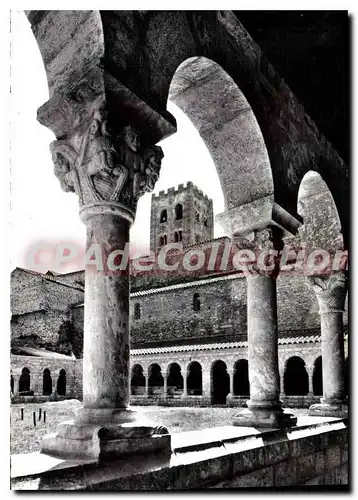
[26,10,349,244]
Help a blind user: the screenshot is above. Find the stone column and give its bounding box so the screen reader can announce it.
[13,374,20,397]
[308,272,348,417]
[201,366,211,403]
[163,373,168,396]
[144,370,149,398]
[226,366,235,405]
[38,90,170,459]
[232,227,297,428]
[181,371,188,398]
[307,366,314,397]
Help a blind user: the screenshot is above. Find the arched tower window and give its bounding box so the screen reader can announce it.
[174,231,179,242]
[203,215,208,227]
[175,204,183,220]
[193,293,200,312]
[134,302,141,320]
[178,230,183,241]
[160,209,167,223]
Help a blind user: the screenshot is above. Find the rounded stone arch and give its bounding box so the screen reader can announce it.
[233,358,250,396]
[169,56,274,234]
[148,363,164,396]
[130,363,146,395]
[284,356,309,396]
[186,360,203,396]
[297,170,344,251]
[19,367,31,393]
[42,368,52,396]
[211,359,230,405]
[166,362,184,395]
[57,369,66,396]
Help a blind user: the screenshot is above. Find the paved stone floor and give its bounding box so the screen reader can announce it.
[11,400,310,455]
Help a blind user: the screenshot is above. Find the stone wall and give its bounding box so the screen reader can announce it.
[130,274,343,348]
[11,417,348,489]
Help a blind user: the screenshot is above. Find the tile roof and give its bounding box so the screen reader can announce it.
[14,267,85,292]
[131,335,321,356]
[130,272,244,297]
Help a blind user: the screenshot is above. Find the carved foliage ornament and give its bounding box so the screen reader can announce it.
[50,111,163,215]
[308,271,347,313]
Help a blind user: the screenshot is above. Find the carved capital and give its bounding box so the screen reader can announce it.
[233,225,284,277]
[43,86,164,225]
[308,271,347,314]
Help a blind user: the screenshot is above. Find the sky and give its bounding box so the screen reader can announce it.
[9,10,225,273]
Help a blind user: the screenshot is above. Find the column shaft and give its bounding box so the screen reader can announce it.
[247,275,280,407]
[321,312,346,403]
[83,214,130,409]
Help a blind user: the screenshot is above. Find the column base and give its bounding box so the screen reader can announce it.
[232,401,297,428]
[41,408,171,461]
[308,400,348,418]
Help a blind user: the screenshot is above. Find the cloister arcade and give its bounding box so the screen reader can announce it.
[11,11,348,467]
[129,340,348,407]
[11,366,69,399]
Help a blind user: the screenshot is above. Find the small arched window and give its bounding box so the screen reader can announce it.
[175,204,183,220]
[195,211,200,222]
[203,216,208,227]
[134,303,141,320]
[178,230,183,241]
[160,209,167,223]
[193,293,200,312]
[174,231,179,242]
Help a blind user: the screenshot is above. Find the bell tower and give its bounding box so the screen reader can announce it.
[150,181,214,253]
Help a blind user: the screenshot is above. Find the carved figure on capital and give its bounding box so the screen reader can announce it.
[50,113,163,213]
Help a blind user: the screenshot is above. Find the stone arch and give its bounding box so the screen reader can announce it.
[26,11,348,241]
[167,363,183,396]
[187,361,202,395]
[169,56,274,235]
[19,367,30,393]
[297,170,344,252]
[148,363,164,396]
[233,359,250,396]
[211,360,230,405]
[43,368,52,396]
[313,356,323,396]
[131,364,145,395]
[57,369,66,396]
[284,356,309,396]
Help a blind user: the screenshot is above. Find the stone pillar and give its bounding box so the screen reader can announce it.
[202,366,211,403]
[308,272,348,417]
[307,366,314,397]
[181,372,188,398]
[163,373,168,396]
[52,375,57,397]
[13,374,20,397]
[37,89,171,459]
[144,370,149,398]
[232,227,297,428]
[226,366,235,405]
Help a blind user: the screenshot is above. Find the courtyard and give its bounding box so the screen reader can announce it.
[11,400,310,455]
